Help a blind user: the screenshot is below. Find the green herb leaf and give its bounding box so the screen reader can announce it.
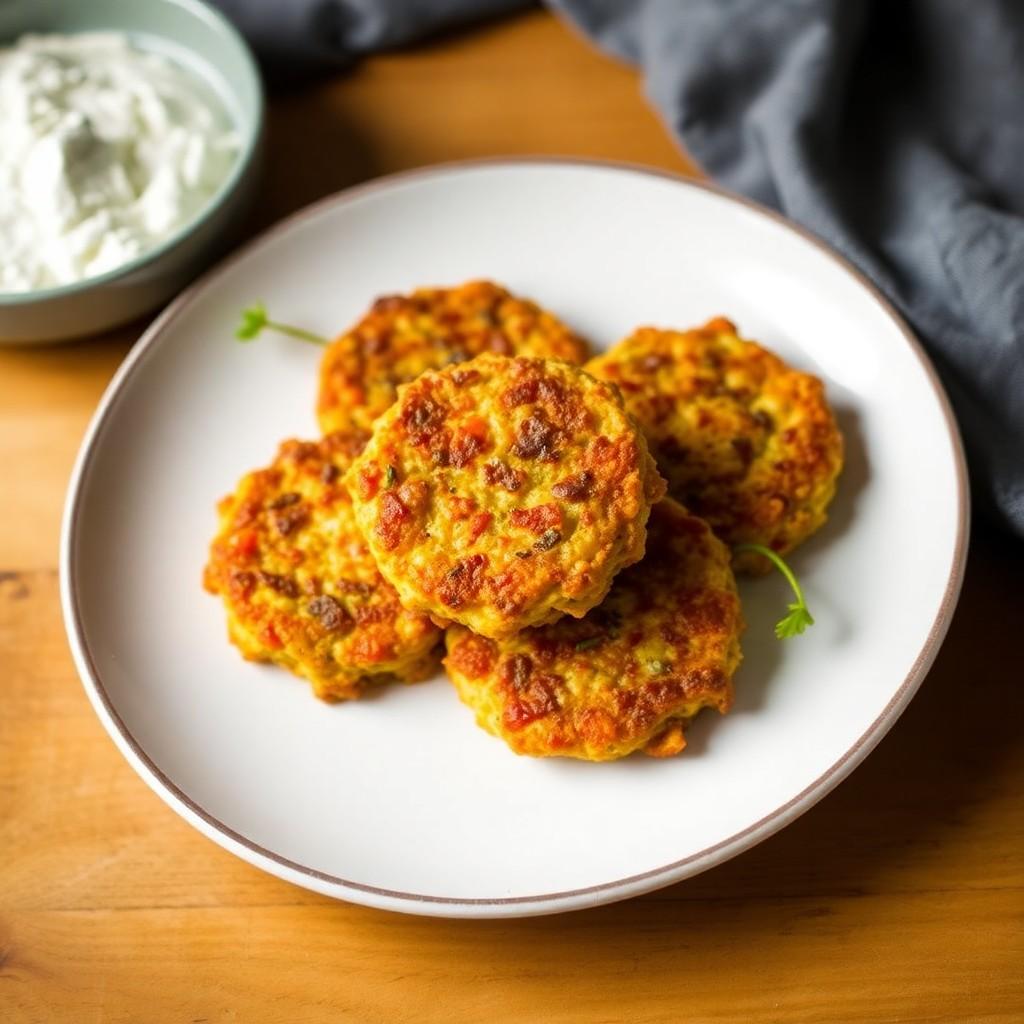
[235,304,329,346]
[734,543,815,640]
[775,603,815,639]
[235,302,268,341]
[574,636,604,651]
[385,465,398,487]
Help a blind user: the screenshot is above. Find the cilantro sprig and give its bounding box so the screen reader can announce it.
[734,543,815,639]
[235,304,328,346]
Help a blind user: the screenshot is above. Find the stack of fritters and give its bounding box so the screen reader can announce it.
[206,281,843,760]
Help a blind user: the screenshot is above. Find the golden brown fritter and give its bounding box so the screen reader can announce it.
[586,319,843,573]
[204,432,442,700]
[345,353,666,639]
[317,280,590,438]
[444,499,743,761]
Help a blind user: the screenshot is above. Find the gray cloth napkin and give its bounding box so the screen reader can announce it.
[212,0,1024,538]
[211,0,528,68]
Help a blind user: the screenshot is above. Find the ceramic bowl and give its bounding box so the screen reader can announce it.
[0,0,263,344]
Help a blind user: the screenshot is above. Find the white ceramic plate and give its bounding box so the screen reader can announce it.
[61,160,967,918]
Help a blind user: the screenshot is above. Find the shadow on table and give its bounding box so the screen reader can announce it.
[251,94,382,231]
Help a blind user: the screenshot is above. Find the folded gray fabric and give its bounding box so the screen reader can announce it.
[553,0,1024,538]
[211,0,527,70]
[212,0,1024,538]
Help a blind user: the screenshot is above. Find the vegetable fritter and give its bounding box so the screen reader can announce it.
[204,432,442,700]
[586,319,843,573]
[317,280,590,438]
[445,499,743,761]
[346,353,666,639]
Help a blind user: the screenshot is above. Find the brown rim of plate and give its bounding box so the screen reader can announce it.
[59,157,970,913]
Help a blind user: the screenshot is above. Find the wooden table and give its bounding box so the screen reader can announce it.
[2,11,1022,1022]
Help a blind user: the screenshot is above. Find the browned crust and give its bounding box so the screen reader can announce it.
[347,353,665,638]
[587,319,844,572]
[204,432,441,700]
[445,499,744,760]
[317,280,590,437]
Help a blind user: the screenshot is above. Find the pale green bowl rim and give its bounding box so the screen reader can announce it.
[0,0,264,307]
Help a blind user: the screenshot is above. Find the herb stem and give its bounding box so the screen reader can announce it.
[263,320,328,346]
[735,543,806,607]
[734,542,815,639]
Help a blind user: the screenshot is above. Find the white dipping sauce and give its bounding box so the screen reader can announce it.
[0,32,240,293]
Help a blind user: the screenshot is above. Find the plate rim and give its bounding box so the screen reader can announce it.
[59,156,970,918]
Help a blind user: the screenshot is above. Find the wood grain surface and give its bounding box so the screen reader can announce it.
[1,11,1021,1023]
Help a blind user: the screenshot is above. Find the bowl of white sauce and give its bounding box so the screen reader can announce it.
[0,0,263,343]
